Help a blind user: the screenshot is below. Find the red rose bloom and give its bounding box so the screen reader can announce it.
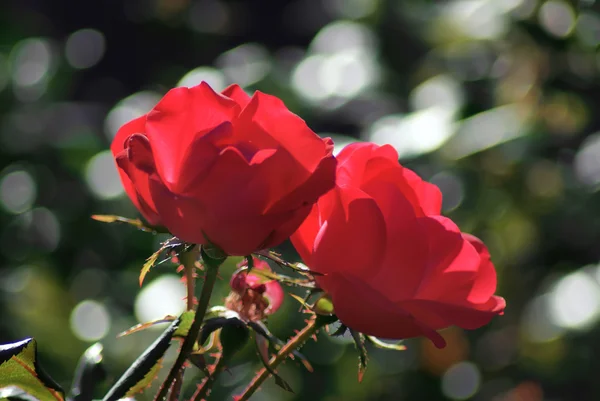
[111,82,336,256]
[291,142,505,348]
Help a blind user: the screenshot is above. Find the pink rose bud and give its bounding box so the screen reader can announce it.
[226,258,284,321]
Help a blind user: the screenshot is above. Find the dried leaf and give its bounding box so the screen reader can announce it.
[139,238,187,286]
[91,215,166,233]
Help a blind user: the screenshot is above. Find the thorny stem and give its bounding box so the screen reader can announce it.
[181,245,200,311]
[168,371,184,401]
[154,245,226,401]
[167,246,199,401]
[235,317,320,401]
[191,356,227,401]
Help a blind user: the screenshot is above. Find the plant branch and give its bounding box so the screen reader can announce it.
[154,245,226,401]
[168,370,184,401]
[181,246,200,311]
[235,317,320,401]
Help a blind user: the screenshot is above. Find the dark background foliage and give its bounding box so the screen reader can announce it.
[2,0,600,400]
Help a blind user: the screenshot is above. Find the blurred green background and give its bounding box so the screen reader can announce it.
[2,0,600,400]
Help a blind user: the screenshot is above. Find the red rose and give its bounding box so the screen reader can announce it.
[111,82,336,255]
[291,142,505,348]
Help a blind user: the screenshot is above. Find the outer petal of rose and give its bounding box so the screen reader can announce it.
[312,186,387,279]
[234,91,329,185]
[144,82,240,192]
[462,233,500,303]
[413,216,481,303]
[111,117,162,224]
[205,213,289,255]
[402,168,442,216]
[149,147,280,253]
[360,157,441,218]
[222,84,252,109]
[322,272,447,348]
[335,142,379,187]
[400,296,505,331]
[266,146,337,215]
[363,181,428,302]
[290,204,322,269]
[262,203,313,251]
[150,177,280,254]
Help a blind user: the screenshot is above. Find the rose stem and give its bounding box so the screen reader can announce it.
[167,245,200,401]
[235,317,320,401]
[154,244,226,401]
[182,245,199,311]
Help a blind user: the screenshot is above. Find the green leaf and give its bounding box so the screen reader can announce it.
[349,330,368,383]
[198,316,244,346]
[91,215,167,233]
[101,317,181,401]
[0,338,64,401]
[173,311,195,338]
[365,336,406,351]
[69,343,105,401]
[219,320,250,361]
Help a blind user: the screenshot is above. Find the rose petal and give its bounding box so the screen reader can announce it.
[363,181,428,302]
[312,186,387,279]
[235,91,329,180]
[461,234,500,303]
[145,82,241,192]
[413,216,481,302]
[322,272,447,347]
[222,84,252,109]
[111,118,162,225]
[290,204,321,268]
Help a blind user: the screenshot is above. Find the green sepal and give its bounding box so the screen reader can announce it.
[349,329,368,383]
